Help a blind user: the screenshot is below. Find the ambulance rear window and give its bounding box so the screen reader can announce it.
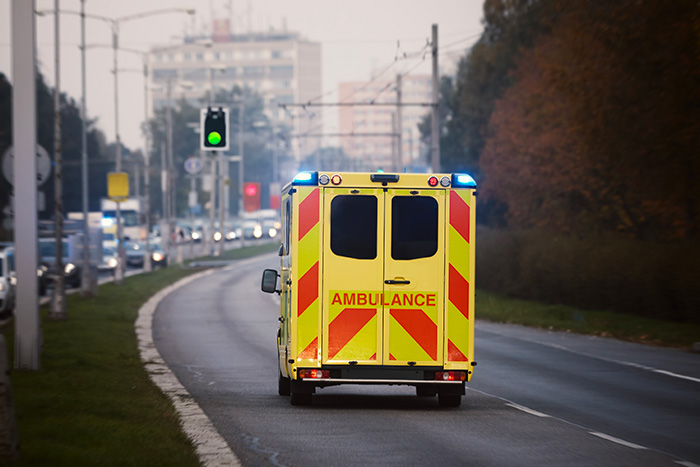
[392,196,438,260]
[331,195,377,260]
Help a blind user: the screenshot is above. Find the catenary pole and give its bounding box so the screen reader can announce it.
[431,24,440,173]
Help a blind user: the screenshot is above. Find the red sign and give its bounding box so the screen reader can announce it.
[243,182,261,212]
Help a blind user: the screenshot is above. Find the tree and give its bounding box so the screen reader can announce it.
[146,85,292,218]
[480,0,700,240]
[0,72,111,240]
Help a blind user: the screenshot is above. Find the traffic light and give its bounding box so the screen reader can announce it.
[200,107,229,151]
[243,182,261,212]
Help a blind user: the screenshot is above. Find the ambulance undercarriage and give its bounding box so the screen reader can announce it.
[262,172,477,407]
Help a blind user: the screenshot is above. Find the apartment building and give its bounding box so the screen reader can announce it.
[149,25,322,160]
[338,74,433,171]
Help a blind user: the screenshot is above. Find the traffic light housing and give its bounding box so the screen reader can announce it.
[243,182,261,212]
[200,107,229,151]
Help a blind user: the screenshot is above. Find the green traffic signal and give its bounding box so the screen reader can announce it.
[207,131,222,145]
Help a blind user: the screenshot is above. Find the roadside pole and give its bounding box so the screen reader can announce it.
[12,0,40,369]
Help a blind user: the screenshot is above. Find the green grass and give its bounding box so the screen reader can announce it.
[477,289,700,349]
[1,242,277,466]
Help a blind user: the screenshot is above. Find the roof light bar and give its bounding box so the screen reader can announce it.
[292,171,319,186]
[451,173,477,189]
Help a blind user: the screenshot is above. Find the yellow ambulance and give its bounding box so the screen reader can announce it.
[261,171,476,406]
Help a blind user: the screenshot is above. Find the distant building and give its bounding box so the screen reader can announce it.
[338,74,433,172]
[148,25,322,161]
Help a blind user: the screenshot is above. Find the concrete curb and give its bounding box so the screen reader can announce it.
[136,266,244,467]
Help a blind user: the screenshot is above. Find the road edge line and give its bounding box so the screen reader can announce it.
[136,266,243,467]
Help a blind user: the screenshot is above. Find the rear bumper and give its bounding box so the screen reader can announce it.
[294,366,468,389]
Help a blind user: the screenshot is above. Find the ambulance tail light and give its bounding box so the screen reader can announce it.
[427,176,439,187]
[292,171,319,186]
[299,369,330,379]
[451,173,477,188]
[331,174,342,185]
[436,371,467,382]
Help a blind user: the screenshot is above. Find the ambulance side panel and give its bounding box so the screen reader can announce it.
[444,188,476,379]
[290,186,323,377]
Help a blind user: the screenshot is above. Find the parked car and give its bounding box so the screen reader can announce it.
[242,220,263,239]
[150,243,167,268]
[0,247,16,317]
[39,238,81,288]
[124,241,146,268]
[99,246,119,275]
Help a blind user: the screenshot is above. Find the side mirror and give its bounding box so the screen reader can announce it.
[261,269,280,294]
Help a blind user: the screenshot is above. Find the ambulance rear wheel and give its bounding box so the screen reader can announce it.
[278,373,291,396]
[290,392,312,406]
[438,394,461,407]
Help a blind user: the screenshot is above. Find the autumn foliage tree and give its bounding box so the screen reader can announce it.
[480,0,700,240]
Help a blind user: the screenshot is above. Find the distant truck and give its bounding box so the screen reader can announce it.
[101,198,147,242]
[262,171,477,406]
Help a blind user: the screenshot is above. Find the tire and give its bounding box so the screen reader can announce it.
[416,385,437,397]
[290,392,312,406]
[438,394,461,407]
[278,373,291,396]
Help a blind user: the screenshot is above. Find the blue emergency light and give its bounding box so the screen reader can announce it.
[292,171,319,185]
[451,173,477,188]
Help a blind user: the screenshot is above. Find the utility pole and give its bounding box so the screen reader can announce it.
[391,112,397,171]
[50,0,66,319]
[160,141,169,262]
[431,23,440,173]
[112,21,125,284]
[79,0,94,296]
[13,0,40,369]
[165,80,173,264]
[238,103,244,218]
[396,73,403,173]
[142,57,152,272]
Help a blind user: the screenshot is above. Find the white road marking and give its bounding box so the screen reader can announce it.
[589,432,648,450]
[478,326,700,384]
[505,402,550,418]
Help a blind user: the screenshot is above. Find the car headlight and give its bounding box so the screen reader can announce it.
[108,258,118,268]
[192,232,200,240]
[64,263,76,274]
[214,232,222,242]
[152,252,164,262]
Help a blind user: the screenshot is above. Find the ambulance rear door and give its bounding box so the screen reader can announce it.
[321,186,445,366]
[383,188,445,366]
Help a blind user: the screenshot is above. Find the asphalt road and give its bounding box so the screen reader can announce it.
[153,254,700,466]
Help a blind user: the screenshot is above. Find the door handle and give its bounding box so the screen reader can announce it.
[385,279,410,285]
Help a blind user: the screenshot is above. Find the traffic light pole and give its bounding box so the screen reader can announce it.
[217,149,225,256]
[209,150,217,256]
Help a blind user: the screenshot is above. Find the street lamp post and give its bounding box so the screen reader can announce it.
[36,5,194,285]
[105,8,195,281]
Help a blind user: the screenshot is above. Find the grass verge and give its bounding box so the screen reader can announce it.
[1,242,277,466]
[477,289,700,349]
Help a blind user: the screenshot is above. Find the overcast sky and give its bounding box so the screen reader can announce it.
[0,0,483,150]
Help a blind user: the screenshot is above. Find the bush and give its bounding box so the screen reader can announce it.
[476,227,700,322]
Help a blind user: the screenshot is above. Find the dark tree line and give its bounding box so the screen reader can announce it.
[423,0,700,241]
[0,72,115,240]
